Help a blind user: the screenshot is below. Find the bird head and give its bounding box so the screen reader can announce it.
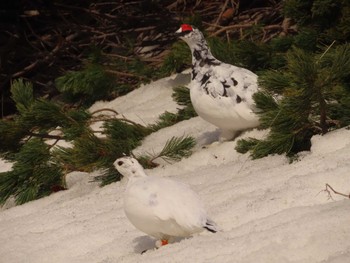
[114,157,147,179]
[175,24,204,47]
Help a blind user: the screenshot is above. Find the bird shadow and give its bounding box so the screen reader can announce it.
[132,236,156,254]
[132,236,188,254]
[167,72,191,86]
[196,129,220,147]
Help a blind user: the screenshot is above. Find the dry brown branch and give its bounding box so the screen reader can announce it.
[214,0,230,26]
[47,138,61,150]
[12,39,63,78]
[321,183,350,200]
[210,23,254,37]
[91,108,119,116]
[105,69,148,80]
[1,0,290,117]
[27,131,63,140]
[89,109,147,129]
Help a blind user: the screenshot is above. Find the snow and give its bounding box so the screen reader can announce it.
[1,72,350,263]
[89,72,191,126]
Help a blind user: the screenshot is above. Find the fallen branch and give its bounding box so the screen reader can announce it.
[105,69,148,80]
[89,110,147,130]
[12,39,64,78]
[27,131,63,140]
[321,183,350,200]
[209,23,254,37]
[214,0,229,26]
[91,108,119,116]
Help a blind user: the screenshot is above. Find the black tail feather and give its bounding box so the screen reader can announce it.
[204,219,218,233]
[204,226,217,233]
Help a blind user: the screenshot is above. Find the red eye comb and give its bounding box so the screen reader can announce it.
[181,24,193,32]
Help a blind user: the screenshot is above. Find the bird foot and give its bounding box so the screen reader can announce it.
[141,239,169,254]
[155,239,169,248]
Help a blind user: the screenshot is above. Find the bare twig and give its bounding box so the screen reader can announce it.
[214,0,229,26]
[47,138,61,150]
[321,183,350,200]
[12,40,63,78]
[210,23,253,37]
[89,109,147,129]
[27,131,63,140]
[91,108,119,116]
[105,69,148,80]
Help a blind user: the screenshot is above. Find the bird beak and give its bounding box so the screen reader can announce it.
[174,28,182,38]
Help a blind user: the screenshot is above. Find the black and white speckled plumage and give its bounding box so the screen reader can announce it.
[176,25,260,140]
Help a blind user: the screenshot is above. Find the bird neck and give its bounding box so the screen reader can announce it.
[129,167,148,178]
[190,41,221,70]
[126,168,148,188]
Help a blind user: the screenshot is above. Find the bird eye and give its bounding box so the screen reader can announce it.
[117,161,124,166]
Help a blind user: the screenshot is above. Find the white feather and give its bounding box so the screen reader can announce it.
[114,157,218,242]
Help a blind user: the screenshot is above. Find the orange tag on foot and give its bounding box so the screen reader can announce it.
[161,239,168,246]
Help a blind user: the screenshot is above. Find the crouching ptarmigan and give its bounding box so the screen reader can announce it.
[176,24,260,140]
[114,156,218,249]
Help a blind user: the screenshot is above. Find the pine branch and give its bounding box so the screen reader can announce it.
[140,135,196,167]
[0,139,64,205]
[238,44,350,159]
[157,136,196,161]
[235,138,260,154]
[10,79,34,114]
[172,86,192,106]
[55,65,114,106]
[94,166,122,187]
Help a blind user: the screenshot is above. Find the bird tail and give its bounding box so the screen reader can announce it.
[204,218,218,233]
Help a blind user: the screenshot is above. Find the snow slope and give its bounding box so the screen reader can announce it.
[0,73,350,263]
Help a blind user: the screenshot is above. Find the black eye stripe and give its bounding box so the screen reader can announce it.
[177,31,192,37]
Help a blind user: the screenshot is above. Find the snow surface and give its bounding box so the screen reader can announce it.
[1,73,350,263]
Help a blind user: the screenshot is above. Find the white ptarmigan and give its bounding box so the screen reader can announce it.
[114,156,217,248]
[176,24,260,140]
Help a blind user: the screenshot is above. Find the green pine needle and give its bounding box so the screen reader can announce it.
[242,44,350,159]
[140,135,196,167]
[157,135,196,162]
[94,166,122,187]
[235,138,260,154]
[10,79,34,114]
[55,65,114,106]
[0,139,63,205]
[172,86,192,106]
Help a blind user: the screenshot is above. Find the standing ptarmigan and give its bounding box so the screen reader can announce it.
[176,24,260,140]
[114,156,217,249]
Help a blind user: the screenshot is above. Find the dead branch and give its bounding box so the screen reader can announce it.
[321,183,350,200]
[91,108,119,116]
[11,37,66,78]
[214,0,230,26]
[105,69,148,80]
[210,23,254,37]
[1,0,291,117]
[27,131,63,140]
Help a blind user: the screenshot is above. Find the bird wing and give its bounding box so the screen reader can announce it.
[147,177,208,230]
[196,62,259,107]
